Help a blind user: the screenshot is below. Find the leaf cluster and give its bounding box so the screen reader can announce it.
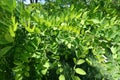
[0,0,120,80]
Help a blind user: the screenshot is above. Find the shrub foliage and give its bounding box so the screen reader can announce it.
[0,0,120,80]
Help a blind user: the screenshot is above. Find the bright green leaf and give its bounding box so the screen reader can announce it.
[90,19,100,24]
[9,26,15,37]
[110,46,117,54]
[86,58,92,65]
[67,43,72,49]
[73,58,77,64]
[75,68,86,75]
[70,4,74,11]
[43,61,50,68]
[59,74,65,80]
[93,5,100,13]
[77,59,85,65]
[41,69,47,75]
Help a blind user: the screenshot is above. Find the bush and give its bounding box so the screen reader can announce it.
[0,0,120,80]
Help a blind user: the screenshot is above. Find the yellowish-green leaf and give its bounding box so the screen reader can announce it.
[35,27,41,34]
[59,74,65,80]
[73,58,77,64]
[76,13,82,19]
[41,69,47,75]
[110,16,117,25]
[75,68,86,75]
[70,4,74,11]
[9,26,15,37]
[93,5,100,13]
[86,58,92,65]
[77,59,85,65]
[80,20,85,25]
[13,22,18,31]
[43,61,50,68]
[82,11,88,19]
[67,43,72,49]
[91,19,100,24]
[65,15,68,21]
[110,46,117,54]
[13,0,16,9]
[4,33,14,43]
[11,16,18,31]
[70,12,75,19]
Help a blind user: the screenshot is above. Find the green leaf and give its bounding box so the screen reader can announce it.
[65,15,68,21]
[82,11,88,19]
[9,26,15,37]
[11,16,18,31]
[90,19,100,24]
[34,27,41,34]
[70,4,74,11]
[24,18,35,32]
[0,35,12,44]
[110,46,117,54]
[75,68,86,75]
[43,61,50,69]
[93,5,100,13]
[56,68,63,74]
[110,16,117,25]
[73,58,77,64]
[14,60,22,65]
[72,76,81,80]
[59,74,65,80]
[4,33,14,43]
[76,13,82,19]
[41,69,47,75]
[77,59,85,65]
[24,72,29,77]
[86,58,92,65]
[67,43,72,49]
[0,46,12,58]
[13,0,16,9]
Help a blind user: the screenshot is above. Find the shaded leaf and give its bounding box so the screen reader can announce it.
[72,75,81,80]
[0,46,12,58]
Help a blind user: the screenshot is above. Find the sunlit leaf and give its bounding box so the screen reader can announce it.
[41,69,47,75]
[9,26,15,37]
[93,5,100,13]
[59,74,65,80]
[11,16,18,31]
[43,61,50,68]
[110,46,117,54]
[67,43,72,48]
[86,58,92,65]
[75,68,86,75]
[90,19,100,24]
[70,4,74,11]
[73,58,77,64]
[77,59,85,65]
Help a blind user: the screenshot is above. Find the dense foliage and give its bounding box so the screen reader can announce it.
[0,0,120,80]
